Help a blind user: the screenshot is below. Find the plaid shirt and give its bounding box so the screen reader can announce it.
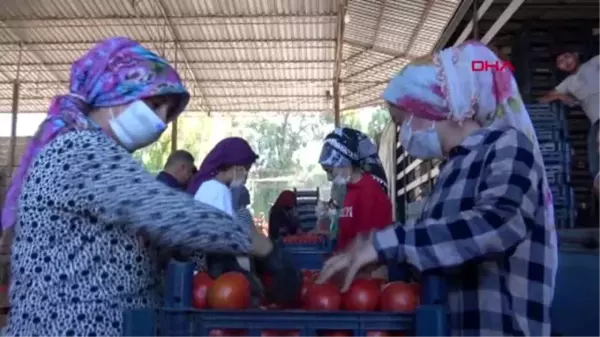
[375,127,557,336]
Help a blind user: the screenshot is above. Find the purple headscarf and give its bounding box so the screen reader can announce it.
[187,137,258,194]
[1,37,190,230]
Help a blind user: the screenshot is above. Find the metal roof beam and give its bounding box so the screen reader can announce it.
[480,0,525,44]
[332,0,348,126]
[0,94,327,100]
[453,0,495,45]
[0,14,337,22]
[344,39,405,58]
[0,60,334,67]
[0,38,335,47]
[152,0,210,114]
[0,79,332,85]
[0,22,61,82]
[340,0,436,91]
[433,0,474,50]
[343,0,388,64]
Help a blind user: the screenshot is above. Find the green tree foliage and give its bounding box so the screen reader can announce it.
[239,112,325,215]
[366,107,390,145]
[340,110,362,130]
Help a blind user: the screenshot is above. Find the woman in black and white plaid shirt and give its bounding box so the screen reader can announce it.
[317,41,558,336]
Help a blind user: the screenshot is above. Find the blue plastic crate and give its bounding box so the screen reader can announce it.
[545,170,570,186]
[550,184,575,209]
[554,207,576,229]
[527,103,566,120]
[125,309,417,336]
[288,250,328,270]
[539,140,571,160]
[281,236,331,252]
[538,141,569,153]
[545,163,571,177]
[122,260,450,336]
[282,237,335,270]
[534,129,567,142]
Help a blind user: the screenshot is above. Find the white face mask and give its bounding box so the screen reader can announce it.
[109,100,167,152]
[230,167,247,188]
[400,116,443,159]
[332,174,350,185]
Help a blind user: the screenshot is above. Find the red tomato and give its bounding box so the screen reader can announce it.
[300,278,313,306]
[302,269,317,282]
[410,282,421,296]
[342,279,380,311]
[366,331,391,336]
[192,272,213,309]
[380,282,418,312]
[369,278,385,290]
[207,272,251,310]
[306,283,342,311]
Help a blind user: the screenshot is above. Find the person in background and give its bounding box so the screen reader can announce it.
[233,186,255,229]
[316,41,557,336]
[156,149,196,190]
[187,138,301,307]
[268,190,300,240]
[318,127,392,252]
[539,49,600,184]
[187,137,256,217]
[0,37,278,336]
[187,137,257,278]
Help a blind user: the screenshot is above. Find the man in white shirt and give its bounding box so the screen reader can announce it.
[540,51,600,186]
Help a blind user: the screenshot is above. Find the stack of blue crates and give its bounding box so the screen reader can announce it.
[528,103,576,228]
[121,260,449,336]
[281,236,333,270]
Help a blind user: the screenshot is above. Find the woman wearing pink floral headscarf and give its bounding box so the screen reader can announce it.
[316,41,557,336]
[1,37,281,336]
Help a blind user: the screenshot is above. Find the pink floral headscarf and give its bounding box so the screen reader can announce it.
[1,37,190,230]
[381,40,557,267]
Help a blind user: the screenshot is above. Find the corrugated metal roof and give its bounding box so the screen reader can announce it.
[0,0,461,115]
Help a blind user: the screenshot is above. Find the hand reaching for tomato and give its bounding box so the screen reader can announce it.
[315,233,379,292]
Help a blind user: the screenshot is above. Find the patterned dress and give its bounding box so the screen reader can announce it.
[4,130,251,336]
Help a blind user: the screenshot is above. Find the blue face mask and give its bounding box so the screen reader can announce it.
[399,116,443,159]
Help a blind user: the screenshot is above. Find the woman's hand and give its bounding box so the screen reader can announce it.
[250,225,273,257]
[315,233,379,291]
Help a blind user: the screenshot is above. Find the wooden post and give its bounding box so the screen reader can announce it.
[171,46,178,153]
[8,44,22,174]
[332,0,347,127]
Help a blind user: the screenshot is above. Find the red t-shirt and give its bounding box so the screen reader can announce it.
[334,173,393,251]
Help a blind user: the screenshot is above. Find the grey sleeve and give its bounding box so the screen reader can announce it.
[555,75,574,94]
[62,130,251,255]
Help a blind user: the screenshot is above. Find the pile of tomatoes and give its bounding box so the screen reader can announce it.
[191,268,420,337]
[282,233,326,245]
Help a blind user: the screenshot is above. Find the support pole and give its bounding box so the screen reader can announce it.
[453,0,495,46]
[171,47,178,153]
[471,0,479,39]
[480,0,525,44]
[332,0,347,127]
[8,44,22,174]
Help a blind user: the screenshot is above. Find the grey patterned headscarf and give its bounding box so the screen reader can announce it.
[319,127,388,194]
